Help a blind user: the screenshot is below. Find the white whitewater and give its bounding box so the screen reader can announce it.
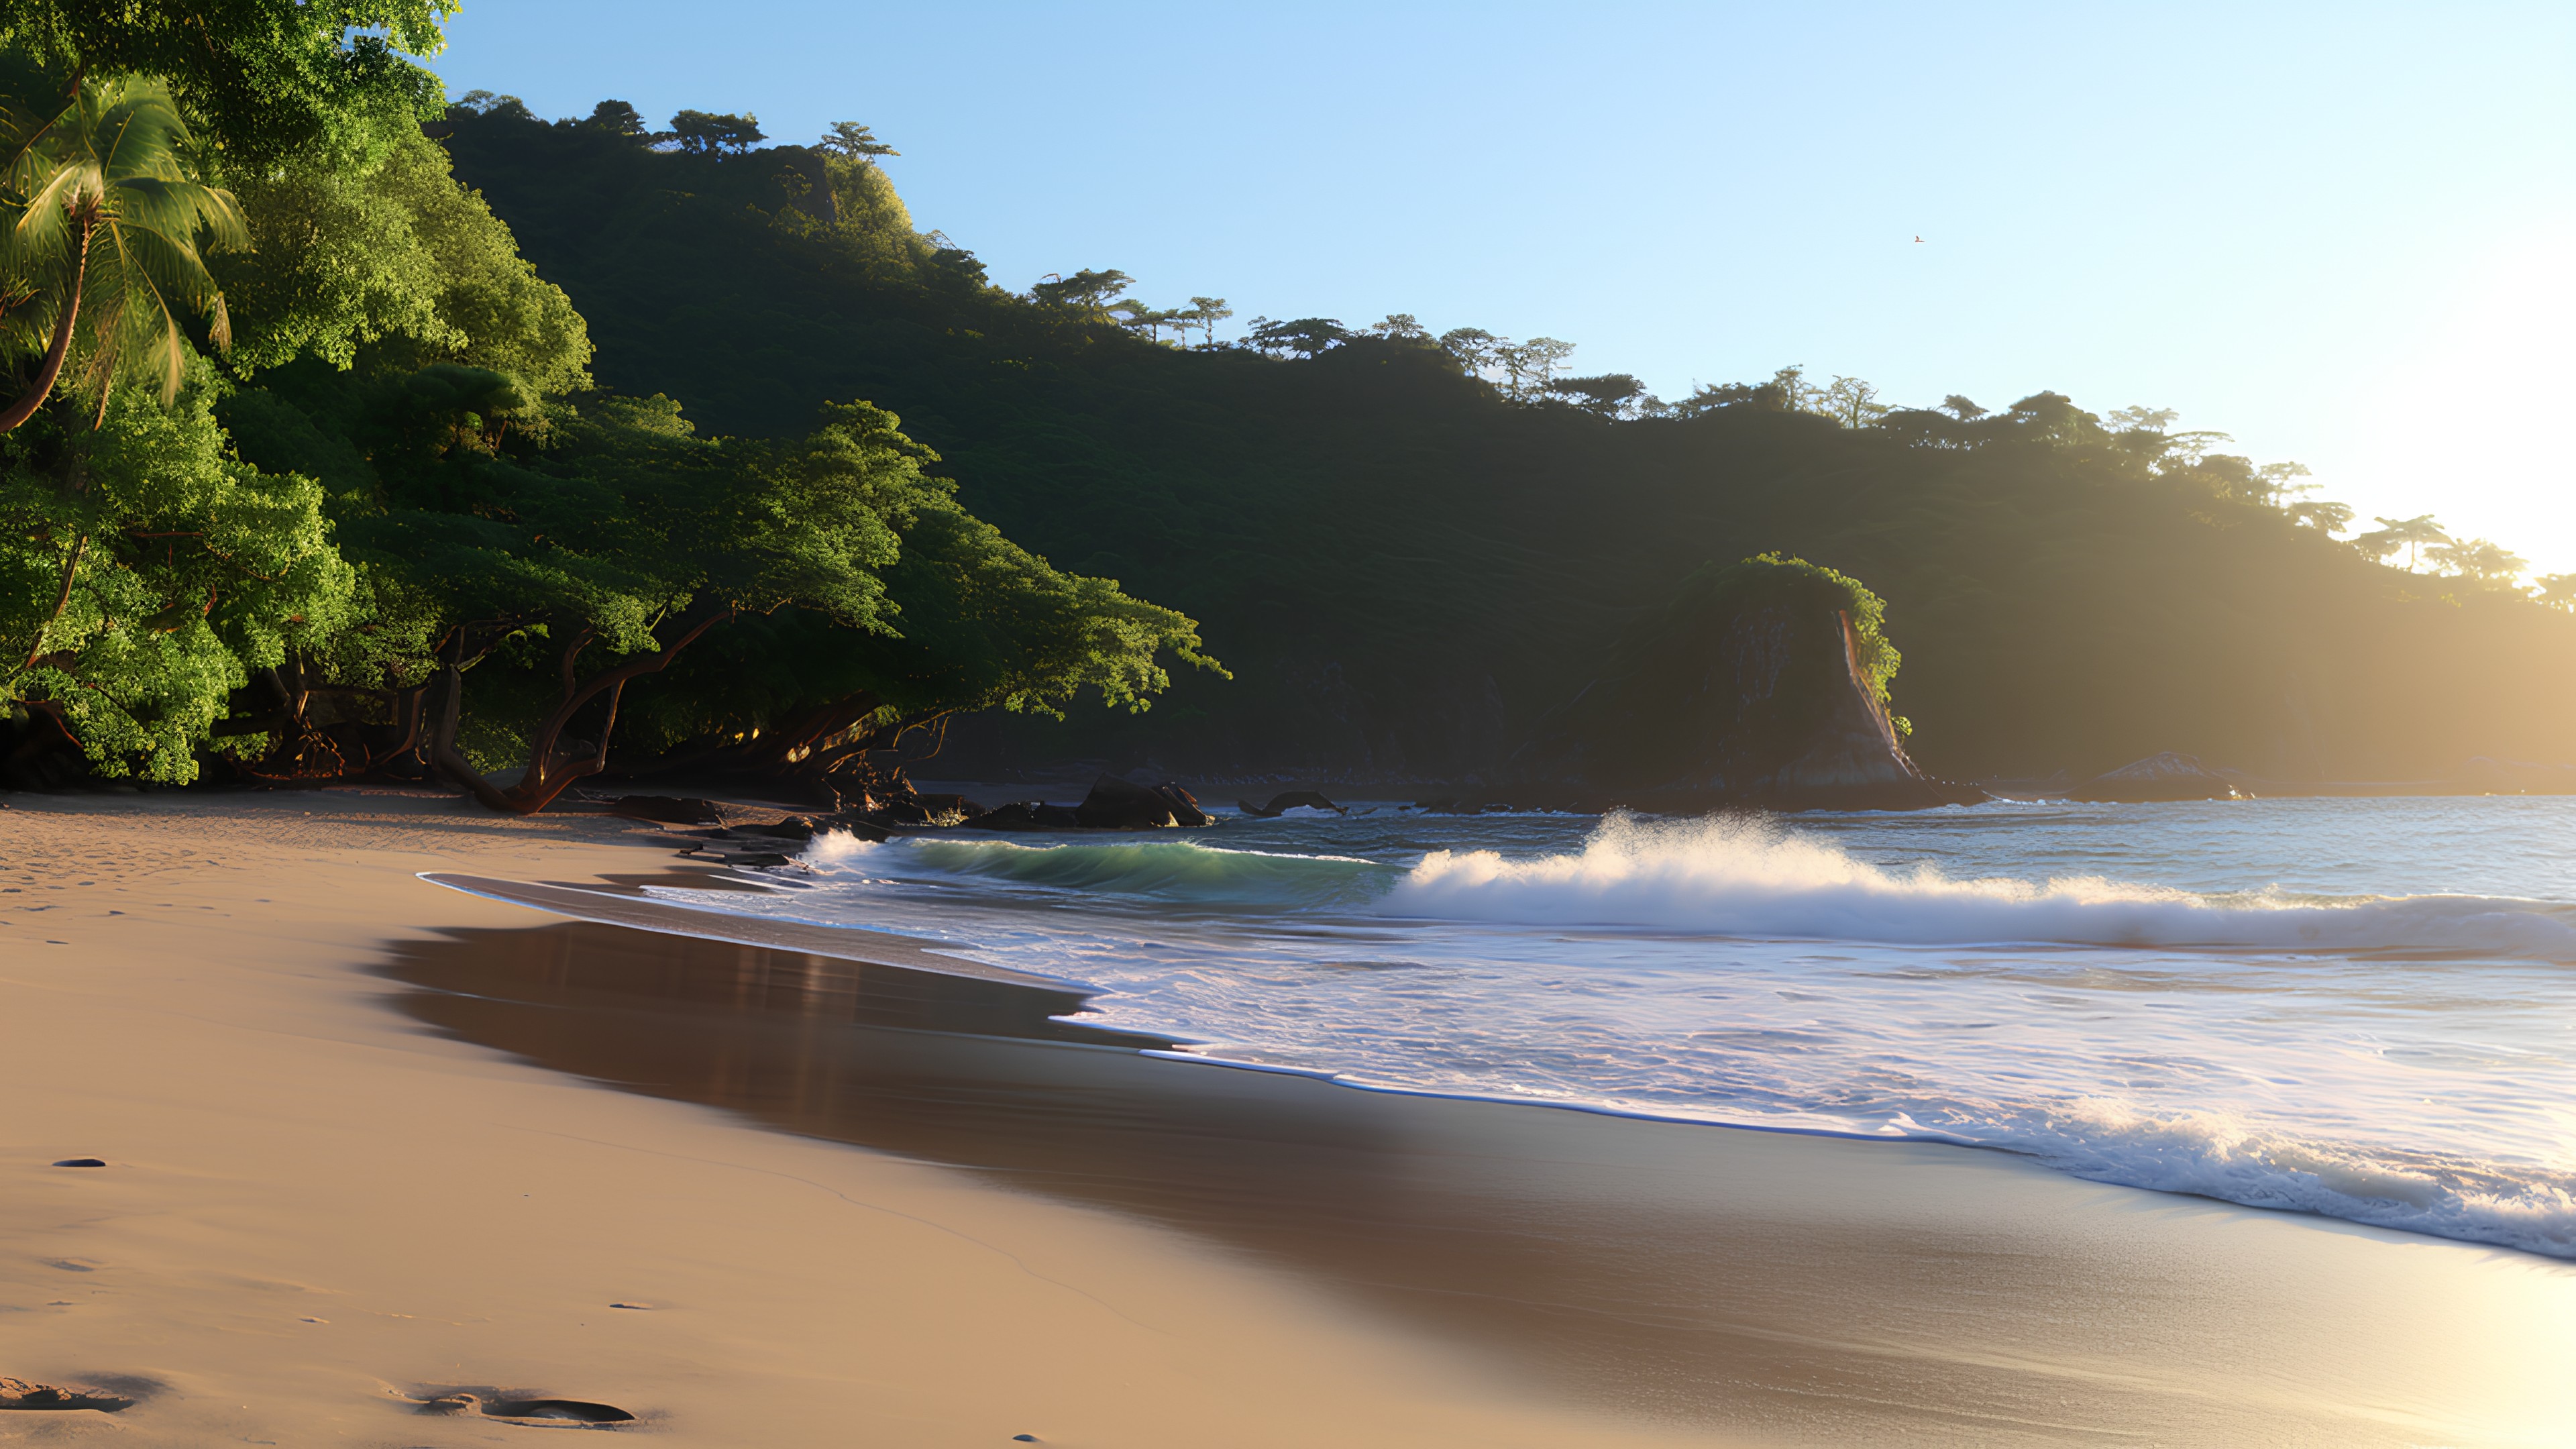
[693,798,2576,1258]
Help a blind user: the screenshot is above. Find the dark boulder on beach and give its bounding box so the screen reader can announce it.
[1075,774,1178,828]
[970,802,1046,830]
[871,792,987,826]
[1237,790,1346,818]
[1153,781,1212,826]
[1073,774,1214,828]
[2072,752,2239,802]
[604,795,724,825]
[971,801,1085,830]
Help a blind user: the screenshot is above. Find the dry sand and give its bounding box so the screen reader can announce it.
[1,791,2573,1446]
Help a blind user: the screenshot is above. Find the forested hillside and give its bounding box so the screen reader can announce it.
[430,98,2576,788]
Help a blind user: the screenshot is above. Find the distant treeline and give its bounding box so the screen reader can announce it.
[429,95,2576,784]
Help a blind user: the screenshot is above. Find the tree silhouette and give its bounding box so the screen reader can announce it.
[1246,316,1350,359]
[2290,499,2354,534]
[2426,537,2526,584]
[2355,515,2449,571]
[583,99,646,137]
[1546,373,1646,418]
[1110,298,1187,342]
[1181,295,1231,348]
[667,109,764,155]
[1438,327,1499,376]
[1028,268,1131,312]
[1494,336,1575,398]
[819,121,898,165]
[1818,374,1888,429]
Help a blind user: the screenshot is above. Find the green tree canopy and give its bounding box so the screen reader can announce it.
[215,123,590,392]
[667,109,763,155]
[2,370,351,780]
[818,120,896,164]
[1029,267,1132,313]
[0,1,452,170]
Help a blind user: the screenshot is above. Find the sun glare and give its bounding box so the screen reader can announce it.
[2337,223,2576,574]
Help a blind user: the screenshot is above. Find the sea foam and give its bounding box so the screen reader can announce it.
[1385,813,2576,958]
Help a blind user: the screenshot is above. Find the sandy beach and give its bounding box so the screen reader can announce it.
[3,792,2573,1446]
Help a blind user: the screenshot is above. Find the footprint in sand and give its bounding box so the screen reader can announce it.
[413,1391,637,1426]
[0,1377,138,1413]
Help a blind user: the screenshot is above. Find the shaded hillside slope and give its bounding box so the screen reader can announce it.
[439,104,2576,785]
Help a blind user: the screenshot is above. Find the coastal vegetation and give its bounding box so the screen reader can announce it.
[0,6,1212,807]
[3,1,2570,803]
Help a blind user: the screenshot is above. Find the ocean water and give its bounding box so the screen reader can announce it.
[643,797,2576,1258]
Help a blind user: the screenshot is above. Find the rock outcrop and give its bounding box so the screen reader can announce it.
[1236,790,1346,818]
[1072,775,1214,829]
[2072,752,2238,802]
[1527,557,1978,811]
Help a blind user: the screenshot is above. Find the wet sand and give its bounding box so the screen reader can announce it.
[384,906,2576,1446]
[3,794,2573,1444]
[0,794,1709,1447]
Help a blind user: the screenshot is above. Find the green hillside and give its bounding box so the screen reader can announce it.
[431,98,2576,787]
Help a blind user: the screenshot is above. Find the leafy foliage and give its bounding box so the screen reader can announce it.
[219,125,592,392]
[0,66,248,422]
[0,372,351,780]
[0,28,1212,804]
[0,1,452,171]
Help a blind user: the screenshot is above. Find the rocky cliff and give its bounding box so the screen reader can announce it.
[1527,557,1970,810]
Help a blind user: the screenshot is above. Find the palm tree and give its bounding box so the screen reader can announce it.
[0,72,246,433]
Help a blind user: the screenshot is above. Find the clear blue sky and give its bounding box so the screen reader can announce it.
[431,2,2576,570]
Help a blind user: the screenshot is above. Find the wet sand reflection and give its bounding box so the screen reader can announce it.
[378,916,2576,1446]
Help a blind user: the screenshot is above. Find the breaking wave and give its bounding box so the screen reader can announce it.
[1384,813,2576,958]
[810,831,1393,910]
[757,808,2576,1256]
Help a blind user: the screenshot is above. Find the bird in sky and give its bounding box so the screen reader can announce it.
[1913,235,1925,243]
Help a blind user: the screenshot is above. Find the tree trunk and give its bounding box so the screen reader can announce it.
[15,533,86,672]
[594,689,887,804]
[0,215,91,435]
[366,680,436,775]
[483,608,739,815]
[427,651,517,812]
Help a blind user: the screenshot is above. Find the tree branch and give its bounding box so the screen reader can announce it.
[493,606,739,814]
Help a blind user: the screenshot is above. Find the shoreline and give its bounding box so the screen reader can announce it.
[3,793,2573,1444]
[432,866,2576,1263]
[390,905,2576,1442]
[0,792,1713,1447]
